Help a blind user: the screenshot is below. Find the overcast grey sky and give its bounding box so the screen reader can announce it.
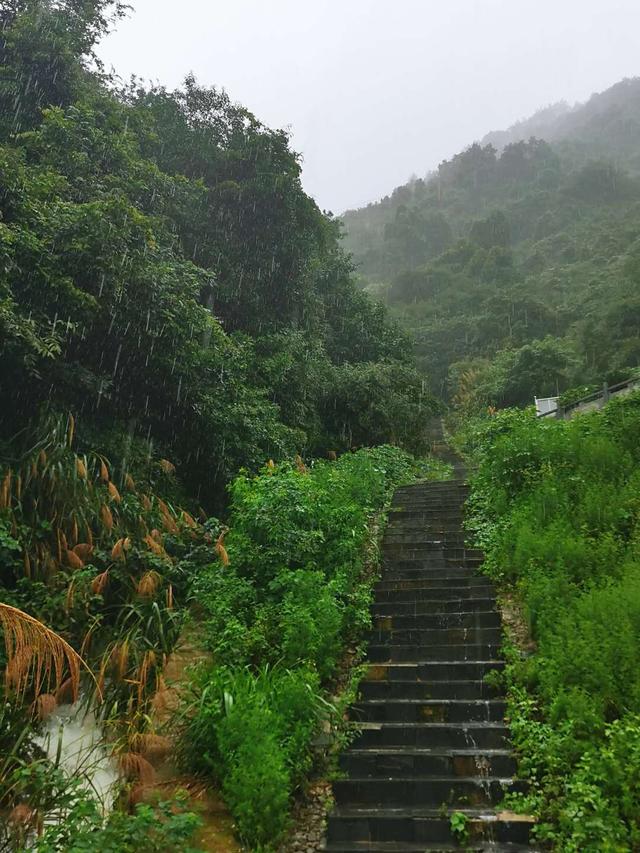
[98,0,640,213]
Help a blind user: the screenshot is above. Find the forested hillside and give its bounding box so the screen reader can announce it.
[342,77,640,402]
[0,2,439,848]
[0,0,437,506]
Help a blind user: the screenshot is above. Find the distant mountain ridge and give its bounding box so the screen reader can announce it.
[480,101,574,151]
[340,75,640,403]
[342,76,640,219]
[480,77,640,168]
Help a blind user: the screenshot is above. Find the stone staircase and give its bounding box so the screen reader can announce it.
[324,473,536,852]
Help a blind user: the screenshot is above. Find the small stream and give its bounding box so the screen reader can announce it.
[31,636,240,851]
[37,700,119,812]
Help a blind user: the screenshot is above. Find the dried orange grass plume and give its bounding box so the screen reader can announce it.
[130,732,171,761]
[31,692,57,720]
[65,549,84,571]
[109,640,130,681]
[0,469,11,509]
[111,537,130,560]
[215,530,229,566]
[137,571,161,598]
[8,803,36,829]
[91,569,109,595]
[73,543,93,561]
[161,514,179,535]
[100,504,114,531]
[137,649,157,705]
[158,459,176,475]
[116,752,156,785]
[0,603,93,701]
[66,413,75,447]
[143,534,164,557]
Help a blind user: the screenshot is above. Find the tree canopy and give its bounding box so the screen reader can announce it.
[0,0,438,506]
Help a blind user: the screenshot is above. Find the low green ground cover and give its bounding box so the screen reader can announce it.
[180,446,446,848]
[457,395,640,851]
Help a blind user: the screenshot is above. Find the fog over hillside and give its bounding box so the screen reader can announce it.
[341,76,640,401]
[481,77,640,166]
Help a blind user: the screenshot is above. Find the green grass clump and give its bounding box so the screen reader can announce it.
[460,392,640,850]
[181,445,438,848]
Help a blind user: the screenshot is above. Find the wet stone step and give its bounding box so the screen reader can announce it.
[387,525,467,535]
[389,509,466,515]
[332,776,521,808]
[351,722,511,750]
[323,843,536,853]
[392,496,467,503]
[390,508,468,516]
[351,699,507,724]
[375,576,493,591]
[339,748,517,779]
[384,527,471,537]
[367,626,502,647]
[393,482,468,493]
[325,468,532,851]
[390,505,465,512]
[392,505,470,512]
[384,554,483,566]
[382,546,475,556]
[325,807,535,847]
[371,597,497,616]
[394,481,468,490]
[374,586,497,602]
[367,643,501,663]
[359,678,503,701]
[383,548,484,561]
[372,610,501,629]
[387,525,469,535]
[394,483,467,490]
[380,566,477,580]
[364,660,505,682]
[392,489,468,498]
[385,522,466,533]
[388,506,464,518]
[383,547,480,559]
[384,531,471,542]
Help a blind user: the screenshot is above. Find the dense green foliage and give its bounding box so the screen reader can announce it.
[458,396,640,850]
[0,412,217,846]
[0,0,437,510]
[180,446,442,848]
[0,1,441,847]
[35,796,202,853]
[342,78,640,403]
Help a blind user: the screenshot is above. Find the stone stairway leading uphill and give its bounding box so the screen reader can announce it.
[324,473,536,852]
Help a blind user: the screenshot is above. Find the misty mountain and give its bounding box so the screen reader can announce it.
[340,76,640,402]
[481,77,640,171]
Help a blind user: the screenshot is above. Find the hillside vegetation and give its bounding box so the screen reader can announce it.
[457,395,640,851]
[0,0,437,505]
[0,1,439,848]
[342,77,640,403]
